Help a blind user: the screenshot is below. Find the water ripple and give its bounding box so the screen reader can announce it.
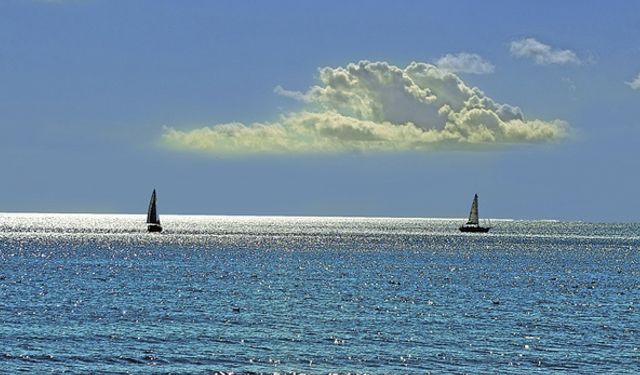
[0,214,638,373]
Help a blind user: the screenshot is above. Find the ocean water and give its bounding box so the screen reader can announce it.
[0,214,638,374]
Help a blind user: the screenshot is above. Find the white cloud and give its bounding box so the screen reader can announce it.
[626,73,640,90]
[435,53,495,74]
[273,85,308,101]
[510,38,580,65]
[163,61,569,155]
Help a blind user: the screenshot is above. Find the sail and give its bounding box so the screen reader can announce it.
[460,193,490,232]
[466,194,479,225]
[147,189,160,224]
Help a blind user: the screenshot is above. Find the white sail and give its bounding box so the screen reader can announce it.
[467,194,479,225]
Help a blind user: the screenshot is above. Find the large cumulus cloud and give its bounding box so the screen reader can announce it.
[163,61,568,154]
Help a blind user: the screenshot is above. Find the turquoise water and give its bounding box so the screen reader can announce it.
[0,214,638,373]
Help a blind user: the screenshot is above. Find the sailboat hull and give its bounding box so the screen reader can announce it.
[147,223,163,233]
[459,225,490,233]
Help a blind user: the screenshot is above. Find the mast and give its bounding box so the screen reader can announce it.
[147,189,160,224]
[467,194,479,225]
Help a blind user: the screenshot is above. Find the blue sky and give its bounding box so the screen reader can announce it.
[1,0,639,221]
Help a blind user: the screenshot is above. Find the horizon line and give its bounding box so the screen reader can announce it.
[0,210,576,223]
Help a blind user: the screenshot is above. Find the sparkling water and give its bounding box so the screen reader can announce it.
[1,214,638,373]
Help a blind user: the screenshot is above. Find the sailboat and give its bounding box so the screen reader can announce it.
[459,194,491,233]
[146,189,162,233]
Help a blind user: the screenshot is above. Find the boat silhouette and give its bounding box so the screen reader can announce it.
[146,189,162,233]
[459,194,490,233]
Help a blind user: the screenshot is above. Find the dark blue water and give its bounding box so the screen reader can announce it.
[1,214,638,373]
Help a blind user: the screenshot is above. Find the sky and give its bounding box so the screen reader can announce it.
[1,0,639,221]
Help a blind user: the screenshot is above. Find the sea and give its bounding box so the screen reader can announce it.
[0,213,638,374]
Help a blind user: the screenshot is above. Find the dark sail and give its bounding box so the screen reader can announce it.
[460,193,490,233]
[466,194,479,225]
[147,189,160,225]
[146,189,162,233]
